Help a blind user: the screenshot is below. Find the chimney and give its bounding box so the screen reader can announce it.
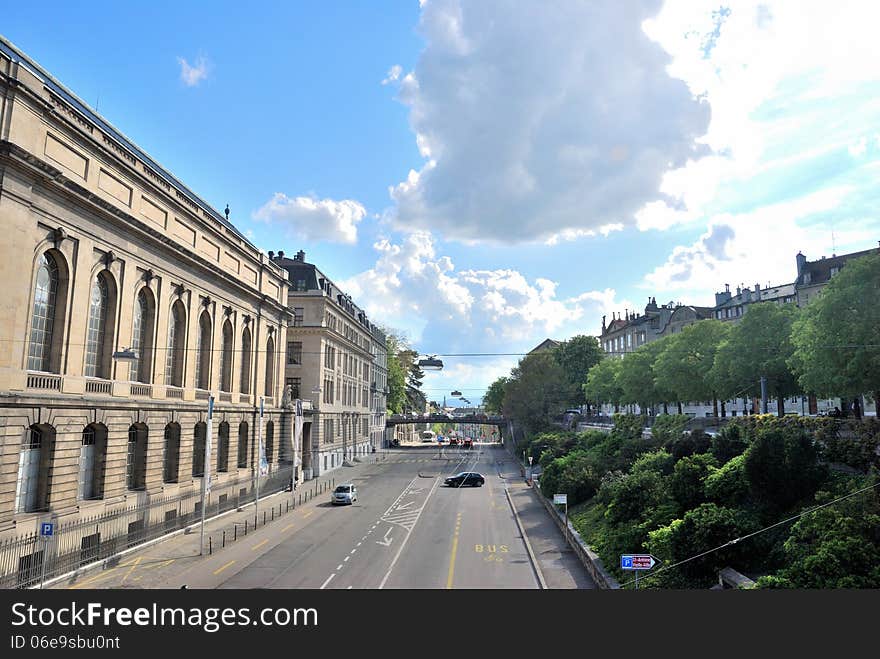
[278,250,285,260]
[295,250,306,262]
[796,251,806,277]
[268,250,275,259]
[602,315,606,332]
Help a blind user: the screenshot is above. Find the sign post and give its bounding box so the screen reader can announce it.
[255,396,267,523]
[553,494,568,543]
[199,393,214,556]
[39,522,54,589]
[620,554,659,589]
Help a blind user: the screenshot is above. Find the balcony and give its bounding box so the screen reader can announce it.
[166,386,183,399]
[85,378,112,395]
[130,383,152,397]
[195,389,211,401]
[26,372,61,391]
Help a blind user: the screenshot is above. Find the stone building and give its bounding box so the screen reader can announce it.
[712,282,796,321]
[0,38,291,546]
[795,244,880,307]
[273,250,375,477]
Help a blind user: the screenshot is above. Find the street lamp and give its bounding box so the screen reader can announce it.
[112,347,138,362]
[417,355,443,370]
[451,390,462,397]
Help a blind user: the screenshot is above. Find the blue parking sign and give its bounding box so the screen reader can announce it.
[40,522,54,537]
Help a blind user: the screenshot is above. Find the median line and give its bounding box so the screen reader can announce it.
[252,539,268,551]
[446,512,463,589]
[213,560,236,576]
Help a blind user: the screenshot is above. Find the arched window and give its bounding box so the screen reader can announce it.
[240,327,252,394]
[165,301,186,387]
[265,336,275,399]
[126,424,148,490]
[78,424,107,500]
[15,425,55,512]
[237,421,249,468]
[130,289,155,383]
[192,422,207,477]
[28,253,61,372]
[163,423,181,483]
[196,311,212,390]
[217,421,230,472]
[84,274,114,378]
[265,420,274,468]
[219,320,233,392]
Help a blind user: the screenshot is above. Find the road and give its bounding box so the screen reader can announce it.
[53,443,594,589]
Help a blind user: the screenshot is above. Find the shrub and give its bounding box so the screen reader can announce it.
[631,450,675,477]
[669,429,711,460]
[704,454,749,508]
[670,453,717,511]
[650,414,689,444]
[711,423,749,464]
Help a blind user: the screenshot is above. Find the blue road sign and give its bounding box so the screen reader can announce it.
[40,522,54,537]
[621,554,657,570]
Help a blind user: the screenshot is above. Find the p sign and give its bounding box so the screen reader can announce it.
[40,522,54,537]
[553,494,567,505]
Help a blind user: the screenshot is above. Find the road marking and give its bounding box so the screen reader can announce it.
[282,524,296,532]
[337,564,343,571]
[344,556,350,562]
[121,555,143,583]
[446,512,463,589]
[357,542,362,547]
[396,501,415,510]
[320,573,335,589]
[379,476,441,589]
[302,511,314,518]
[252,539,268,551]
[214,561,236,576]
[69,568,121,589]
[350,548,357,554]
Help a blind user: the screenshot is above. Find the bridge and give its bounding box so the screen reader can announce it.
[385,413,506,428]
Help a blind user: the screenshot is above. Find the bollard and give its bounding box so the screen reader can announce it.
[222,530,226,548]
[209,536,212,555]
[245,520,248,536]
[271,508,274,521]
[298,494,301,506]
[234,525,237,541]
[263,511,267,525]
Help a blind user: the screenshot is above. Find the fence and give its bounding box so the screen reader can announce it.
[0,466,300,589]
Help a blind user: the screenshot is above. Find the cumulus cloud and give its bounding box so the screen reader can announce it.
[387,0,710,244]
[252,193,367,244]
[177,55,209,87]
[381,64,403,85]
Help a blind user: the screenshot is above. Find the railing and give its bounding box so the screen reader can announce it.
[194,389,211,401]
[130,383,152,397]
[166,386,183,399]
[26,373,61,390]
[85,378,112,394]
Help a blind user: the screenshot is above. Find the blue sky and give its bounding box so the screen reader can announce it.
[4,1,879,403]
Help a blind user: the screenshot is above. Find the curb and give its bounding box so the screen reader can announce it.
[505,486,547,589]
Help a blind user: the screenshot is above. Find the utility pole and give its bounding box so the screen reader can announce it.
[760,376,768,414]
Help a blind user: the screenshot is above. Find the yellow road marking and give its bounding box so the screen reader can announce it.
[446,513,462,589]
[302,510,313,518]
[213,560,236,575]
[252,539,268,551]
[69,568,121,589]
[120,555,143,583]
[282,523,296,532]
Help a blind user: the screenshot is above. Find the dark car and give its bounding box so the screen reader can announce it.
[444,472,485,487]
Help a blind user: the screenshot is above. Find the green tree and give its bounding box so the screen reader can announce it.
[583,357,623,413]
[483,377,508,414]
[654,320,730,416]
[553,335,603,409]
[503,352,572,431]
[710,303,799,417]
[618,346,659,412]
[670,453,717,511]
[789,252,880,414]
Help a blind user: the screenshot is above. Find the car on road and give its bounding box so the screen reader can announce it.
[462,438,473,449]
[448,437,459,445]
[331,483,357,505]
[444,472,485,487]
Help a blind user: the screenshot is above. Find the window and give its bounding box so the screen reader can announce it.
[265,420,275,465]
[286,377,301,399]
[240,327,252,394]
[219,320,234,392]
[265,336,275,398]
[192,423,207,477]
[324,418,334,444]
[28,253,61,372]
[237,422,249,468]
[295,279,307,291]
[163,423,181,484]
[130,289,155,383]
[79,424,107,500]
[165,301,186,387]
[217,422,230,472]
[830,266,839,277]
[196,311,212,390]
[16,426,56,512]
[126,424,148,491]
[84,275,111,378]
[293,308,304,327]
[287,341,302,365]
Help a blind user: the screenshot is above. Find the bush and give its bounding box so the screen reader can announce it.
[603,470,667,526]
[650,414,689,444]
[669,429,711,460]
[711,423,749,464]
[539,450,600,505]
[704,454,750,508]
[670,453,717,511]
[631,450,675,477]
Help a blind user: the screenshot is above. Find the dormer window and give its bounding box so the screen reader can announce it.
[830,266,838,277]
[803,272,812,284]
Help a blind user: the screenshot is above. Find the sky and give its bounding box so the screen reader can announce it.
[3,0,879,405]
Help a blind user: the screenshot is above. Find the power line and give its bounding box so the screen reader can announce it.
[618,478,880,589]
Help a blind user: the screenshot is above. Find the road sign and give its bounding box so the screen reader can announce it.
[40,522,54,537]
[620,554,657,570]
[553,494,567,505]
[528,456,533,465]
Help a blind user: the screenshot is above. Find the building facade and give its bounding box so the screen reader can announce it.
[274,250,375,477]
[795,245,880,307]
[0,38,292,545]
[369,326,389,453]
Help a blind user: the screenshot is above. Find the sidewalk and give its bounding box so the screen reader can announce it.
[495,456,597,589]
[46,463,380,590]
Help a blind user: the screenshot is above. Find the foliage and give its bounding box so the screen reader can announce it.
[668,429,711,460]
[617,345,660,410]
[539,450,600,505]
[503,352,576,431]
[704,454,750,508]
[710,303,799,416]
[650,414,689,445]
[603,470,668,525]
[710,423,750,464]
[789,252,880,402]
[653,320,729,407]
[483,377,508,414]
[630,450,675,477]
[552,335,604,406]
[670,453,717,511]
[583,357,623,410]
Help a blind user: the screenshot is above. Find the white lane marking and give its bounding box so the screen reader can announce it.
[396,501,415,510]
[320,574,335,589]
[376,527,394,547]
[337,564,343,571]
[351,548,357,554]
[379,476,441,589]
[357,542,362,547]
[344,556,350,562]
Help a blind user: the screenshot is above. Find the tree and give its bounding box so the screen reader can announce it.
[384,329,421,414]
[654,320,730,416]
[790,252,880,414]
[483,377,508,414]
[617,341,666,413]
[583,357,623,413]
[710,303,799,417]
[553,335,603,409]
[503,352,572,431]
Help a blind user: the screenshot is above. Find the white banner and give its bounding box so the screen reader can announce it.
[205,394,214,495]
[294,398,303,468]
[258,396,268,476]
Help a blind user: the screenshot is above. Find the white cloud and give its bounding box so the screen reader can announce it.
[381,64,403,85]
[389,0,710,243]
[252,193,367,244]
[177,55,209,87]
